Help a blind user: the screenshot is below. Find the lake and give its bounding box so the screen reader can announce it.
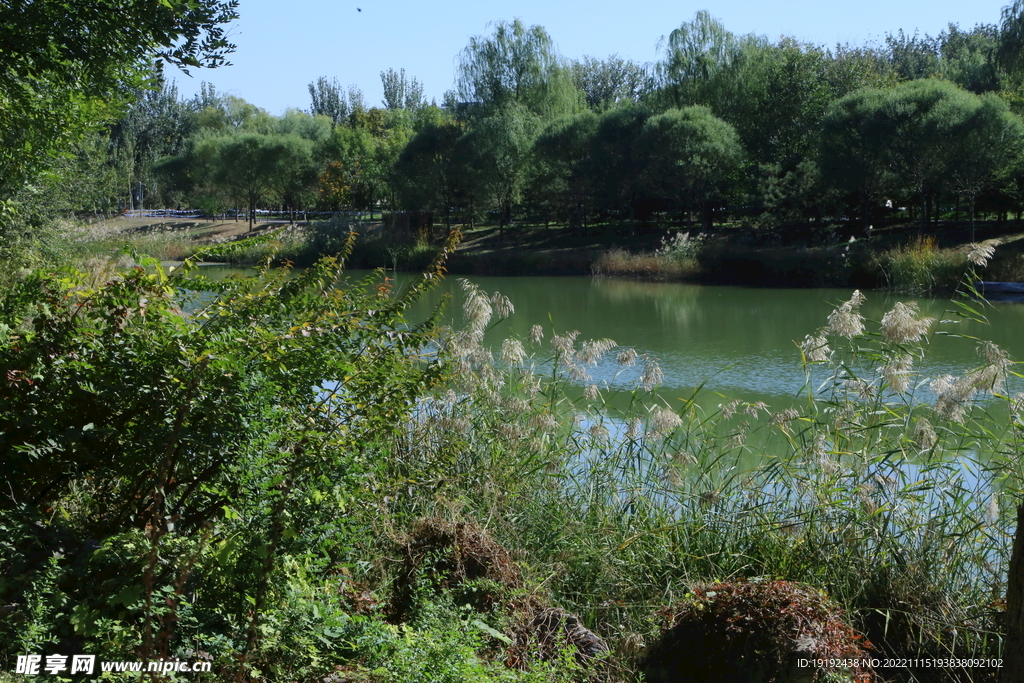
[393,273,1024,405]
[200,265,1024,411]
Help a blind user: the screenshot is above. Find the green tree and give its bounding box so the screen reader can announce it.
[938,23,1001,93]
[884,29,941,81]
[320,108,409,212]
[588,106,653,224]
[192,90,268,135]
[381,68,425,110]
[726,38,839,167]
[656,15,853,173]
[999,0,1024,77]
[820,79,1024,232]
[655,11,760,111]
[570,55,649,111]
[455,19,580,120]
[0,0,238,201]
[885,79,973,228]
[756,160,833,227]
[462,105,543,233]
[946,92,1024,238]
[530,112,599,230]
[308,77,351,126]
[824,43,899,96]
[395,121,466,231]
[637,106,744,230]
[819,87,899,229]
[108,69,199,210]
[275,110,333,145]
[195,133,316,229]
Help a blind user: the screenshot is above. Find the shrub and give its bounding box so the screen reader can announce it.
[0,234,456,677]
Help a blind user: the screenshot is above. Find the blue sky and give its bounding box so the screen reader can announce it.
[173,0,1010,115]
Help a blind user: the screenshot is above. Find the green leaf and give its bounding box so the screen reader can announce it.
[471,619,511,644]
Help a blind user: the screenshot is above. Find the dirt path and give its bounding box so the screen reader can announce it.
[87,216,300,243]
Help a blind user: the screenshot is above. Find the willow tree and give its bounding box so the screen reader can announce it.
[655,11,760,111]
[463,105,544,233]
[455,19,580,121]
[195,133,316,229]
[999,0,1024,77]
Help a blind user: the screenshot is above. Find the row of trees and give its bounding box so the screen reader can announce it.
[396,14,1024,233]
[73,14,1024,236]
[12,11,1024,239]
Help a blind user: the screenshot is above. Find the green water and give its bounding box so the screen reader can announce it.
[200,266,1024,408]
[396,274,1023,404]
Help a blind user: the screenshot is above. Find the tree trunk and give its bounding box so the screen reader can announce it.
[1003,502,1024,682]
[970,196,977,244]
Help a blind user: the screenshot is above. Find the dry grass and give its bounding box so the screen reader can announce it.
[507,606,611,672]
[390,517,522,622]
[65,217,310,263]
[591,248,699,280]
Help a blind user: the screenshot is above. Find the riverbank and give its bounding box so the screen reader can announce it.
[71,215,1024,293]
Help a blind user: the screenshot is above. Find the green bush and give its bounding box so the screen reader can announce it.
[0,235,453,677]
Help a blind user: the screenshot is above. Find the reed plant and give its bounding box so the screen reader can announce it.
[592,231,704,280]
[367,251,1020,680]
[874,236,973,293]
[592,248,698,280]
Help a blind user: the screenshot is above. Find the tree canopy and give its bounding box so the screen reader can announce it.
[0,0,238,199]
[455,19,580,120]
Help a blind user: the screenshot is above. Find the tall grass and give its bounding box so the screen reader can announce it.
[875,236,972,293]
[592,232,703,280]
[360,267,1020,681]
